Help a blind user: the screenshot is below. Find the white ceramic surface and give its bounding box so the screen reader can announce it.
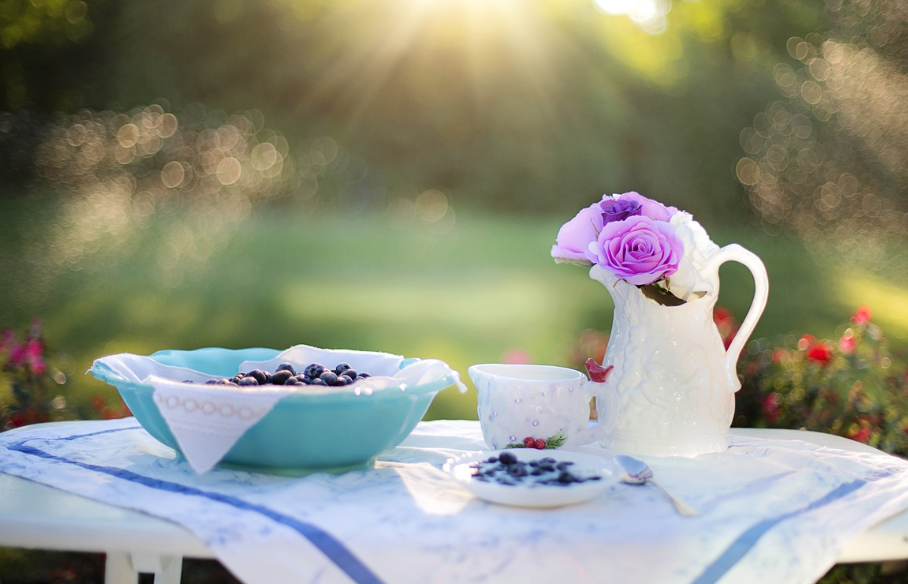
[443,449,617,508]
[468,364,617,450]
[591,243,769,457]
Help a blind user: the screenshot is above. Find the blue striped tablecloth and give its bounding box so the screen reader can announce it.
[2,418,908,584]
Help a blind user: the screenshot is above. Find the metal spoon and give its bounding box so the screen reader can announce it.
[614,455,699,517]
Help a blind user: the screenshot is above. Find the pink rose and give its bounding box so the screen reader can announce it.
[585,216,682,285]
[551,197,610,262]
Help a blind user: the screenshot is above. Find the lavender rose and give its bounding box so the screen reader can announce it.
[601,198,642,224]
[551,198,609,262]
[585,216,682,285]
[618,192,677,222]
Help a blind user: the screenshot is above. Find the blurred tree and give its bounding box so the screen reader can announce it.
[737,0,908,277]
[0,0,107,110]
[1,0,826,221]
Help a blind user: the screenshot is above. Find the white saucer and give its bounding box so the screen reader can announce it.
[443,449,617,508]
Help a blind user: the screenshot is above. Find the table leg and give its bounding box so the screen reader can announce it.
[152,555,182,584]
[104,552,139,584]
[104,551,183,584]
[131,552,183,584]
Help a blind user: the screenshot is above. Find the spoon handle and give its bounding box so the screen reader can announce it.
[650,479,698,517]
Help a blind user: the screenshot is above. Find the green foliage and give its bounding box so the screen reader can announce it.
[0,0,94,49]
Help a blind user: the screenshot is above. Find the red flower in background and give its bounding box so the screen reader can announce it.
[713,306,738,349]
[798,333,833,365]
[806,342,833,364]
[847,420,872,444]
[798,334,816,351]
[736,305,908,457]
[762,392,781,424]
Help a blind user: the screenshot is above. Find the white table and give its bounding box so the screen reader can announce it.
[2,427,908,584]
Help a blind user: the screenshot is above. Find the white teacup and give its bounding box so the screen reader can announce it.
[468,363,616,450]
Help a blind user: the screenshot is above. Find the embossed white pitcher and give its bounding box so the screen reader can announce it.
[591,244,769,457]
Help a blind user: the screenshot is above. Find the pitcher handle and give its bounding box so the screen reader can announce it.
[705,244,770,387]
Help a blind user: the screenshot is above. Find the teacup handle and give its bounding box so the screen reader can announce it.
[703,244,770,388]
[566,379,618,447]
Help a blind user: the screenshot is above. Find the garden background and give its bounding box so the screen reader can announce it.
[1,0,907,582]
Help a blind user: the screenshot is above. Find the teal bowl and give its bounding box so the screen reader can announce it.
[90,347,459,474]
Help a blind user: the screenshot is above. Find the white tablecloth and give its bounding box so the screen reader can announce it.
[2,419,908,584]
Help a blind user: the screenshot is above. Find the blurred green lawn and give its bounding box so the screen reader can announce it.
[1,197,906,422]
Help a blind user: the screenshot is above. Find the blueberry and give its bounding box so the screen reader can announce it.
[247,369,268,384]
[342,369,357,379]
[270,370,293,385]
[283,377,302,386]
[357,372,371,379]
[338,374,353,385]
[304,363,325,378]
[498,452,517,465]
[334,362,352,374]
[237,377,259,386]
[320,371,338,385]
[557,471,575,484]
[276,363,296,375]
[310,378,328,386]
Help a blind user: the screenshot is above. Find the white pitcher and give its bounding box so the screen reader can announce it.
[591,243,769,457]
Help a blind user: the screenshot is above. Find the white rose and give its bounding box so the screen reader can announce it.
[667,212,719,301]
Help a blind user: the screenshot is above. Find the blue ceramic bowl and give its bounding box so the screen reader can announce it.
[90,347,459,474]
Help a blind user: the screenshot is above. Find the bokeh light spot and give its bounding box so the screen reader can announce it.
[161,161,186,188]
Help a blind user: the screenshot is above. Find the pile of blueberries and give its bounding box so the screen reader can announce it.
[200,362,372,387]
[469,451,602,487]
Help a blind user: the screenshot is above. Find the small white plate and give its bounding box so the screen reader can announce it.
[443,449,617,508]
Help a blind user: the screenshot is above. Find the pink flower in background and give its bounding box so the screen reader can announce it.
[852,305,871,325]
[23,338,47,375]
[502,348,532,365]
[585,215,682,286]
[839,331,856,354]
[8,340,26,368]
